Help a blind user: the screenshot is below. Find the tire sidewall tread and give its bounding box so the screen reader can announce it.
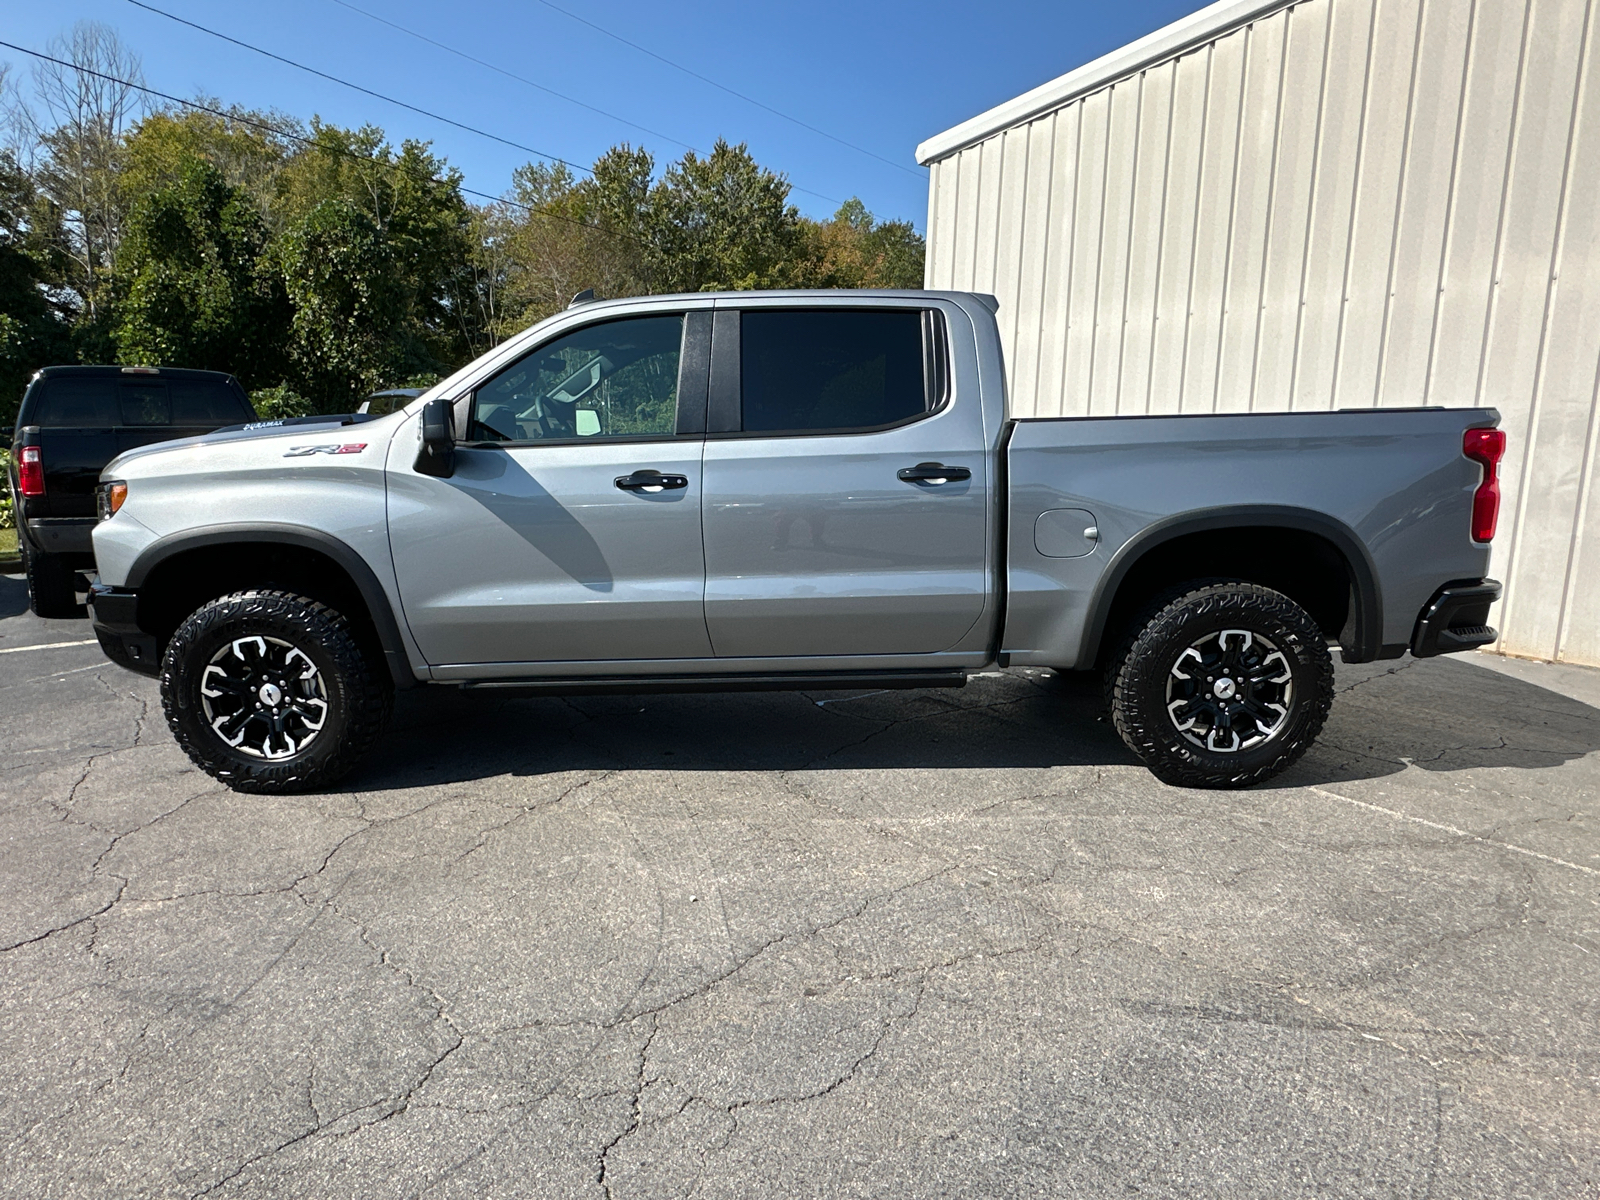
[160,589,392,794]
[1108,581,1335,789]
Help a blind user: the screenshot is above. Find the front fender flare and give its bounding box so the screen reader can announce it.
[125,523,418,689]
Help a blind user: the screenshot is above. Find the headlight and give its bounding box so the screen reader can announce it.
[96,480,127,521]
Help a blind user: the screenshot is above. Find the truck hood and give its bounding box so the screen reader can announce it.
[99,411,397,479]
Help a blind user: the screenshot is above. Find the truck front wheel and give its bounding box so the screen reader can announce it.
[160,590,393,793]
[1107,582,1334,788]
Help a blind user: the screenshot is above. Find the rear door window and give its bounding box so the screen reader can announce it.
[739,309,934,434]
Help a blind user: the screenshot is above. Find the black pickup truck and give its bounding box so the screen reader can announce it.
[7,365,255,616]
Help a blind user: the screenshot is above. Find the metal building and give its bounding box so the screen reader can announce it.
[918,0,1600,666]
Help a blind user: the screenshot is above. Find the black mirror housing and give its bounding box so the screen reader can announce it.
[415,397,456,477]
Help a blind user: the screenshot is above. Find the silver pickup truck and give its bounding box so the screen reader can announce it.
[85,290,1505,794]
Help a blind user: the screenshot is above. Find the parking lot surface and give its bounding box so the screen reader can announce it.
[1,569,1596,1199]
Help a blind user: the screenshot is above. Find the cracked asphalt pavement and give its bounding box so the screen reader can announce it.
[2,569,1597,1199]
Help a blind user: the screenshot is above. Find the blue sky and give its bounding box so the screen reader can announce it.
[4,0,1200,230]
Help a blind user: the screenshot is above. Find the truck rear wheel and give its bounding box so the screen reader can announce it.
[160,590,393,794]
[1107,582,1334,788]
[24,545,83,618]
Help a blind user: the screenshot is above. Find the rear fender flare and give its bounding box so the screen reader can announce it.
[1075,505,1383,668]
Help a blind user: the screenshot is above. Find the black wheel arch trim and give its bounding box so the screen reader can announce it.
[124,524,419,689]
[1074,505,1384,669]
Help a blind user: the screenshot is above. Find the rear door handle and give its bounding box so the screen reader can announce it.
[615,470,689,493]
[897,462,972,485]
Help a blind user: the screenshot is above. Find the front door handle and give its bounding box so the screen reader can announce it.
[897,462,972,485]
[615,470,689,493]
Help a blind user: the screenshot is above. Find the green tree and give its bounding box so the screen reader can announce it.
[645,139,803,292]
[271,123,476,408]
[112,157,289,384]
[0,150,71,426]
[796,197,925,289]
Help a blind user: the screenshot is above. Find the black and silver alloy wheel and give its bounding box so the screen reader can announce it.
[1165,628,1294,754]
[199,635,330,760]
[1106,581,1334,789]
[162,590,393,793]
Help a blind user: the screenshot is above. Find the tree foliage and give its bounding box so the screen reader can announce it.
[113,158,288,380]
[0,23,926,423]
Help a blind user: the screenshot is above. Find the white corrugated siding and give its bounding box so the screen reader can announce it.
[925,0,1600,666]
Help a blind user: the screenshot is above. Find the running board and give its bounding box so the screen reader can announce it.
[452,670,969,697]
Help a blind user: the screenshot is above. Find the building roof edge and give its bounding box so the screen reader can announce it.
[915,0,1296,165]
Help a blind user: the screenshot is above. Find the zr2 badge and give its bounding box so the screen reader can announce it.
[284,443,368,457]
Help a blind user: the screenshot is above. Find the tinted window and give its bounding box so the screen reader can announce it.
[171,380,249,423]
[740,310,929,433]
[471,315,683,442]
[119,381,170,425]
[33,378,119,427]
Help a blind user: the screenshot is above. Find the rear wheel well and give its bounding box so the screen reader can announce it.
[1094,526,1358,669]
[136,543,385,668]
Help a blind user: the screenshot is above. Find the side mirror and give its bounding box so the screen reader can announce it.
[415,397,456,478]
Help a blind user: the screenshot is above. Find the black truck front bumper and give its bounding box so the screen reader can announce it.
[1411,579,1501,658]
[87,580,160,676]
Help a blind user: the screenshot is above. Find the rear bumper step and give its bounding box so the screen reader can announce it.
[453,670,969,696]
[1411,580,1501,658]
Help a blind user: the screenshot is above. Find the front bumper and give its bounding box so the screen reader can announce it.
[86,579,160,676]
[1411,579,1501,658]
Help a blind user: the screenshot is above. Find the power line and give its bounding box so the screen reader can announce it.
[532,0,923,180]
[126,0,594,177]
[0,38,645,248]
[129,0,846,208]
[325,0,695,155]
[322,0,844,208]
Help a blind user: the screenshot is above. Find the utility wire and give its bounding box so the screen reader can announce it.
[0,39,648,248]
[533,0,923,179]
[127,0,593,176]
[321,0,843,207]
[325,0,695,154]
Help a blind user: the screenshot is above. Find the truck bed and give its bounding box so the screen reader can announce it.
[1003,407,1499,669]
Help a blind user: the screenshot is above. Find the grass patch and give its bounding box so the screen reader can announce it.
[0,527,18,564]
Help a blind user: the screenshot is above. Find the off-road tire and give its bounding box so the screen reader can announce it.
[24,543,82,618]
[161,590,393,794]
[1106,582,1334,789]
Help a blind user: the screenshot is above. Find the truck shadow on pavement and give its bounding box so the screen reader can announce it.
[0,573,30,621]
[351,656,1600,792]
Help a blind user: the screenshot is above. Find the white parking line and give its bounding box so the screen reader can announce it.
[1308,785,1598,877]
[0,638,99,655]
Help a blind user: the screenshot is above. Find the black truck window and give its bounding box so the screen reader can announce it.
[119,381,171,425]
[32,378,120,427]
[170,380,250,423]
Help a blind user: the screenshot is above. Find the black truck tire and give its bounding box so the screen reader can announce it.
[1107,582,1334,789]
[24,543,83,618]
[161,590,393,794]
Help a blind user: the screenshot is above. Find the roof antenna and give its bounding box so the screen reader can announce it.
[568,288,596,308]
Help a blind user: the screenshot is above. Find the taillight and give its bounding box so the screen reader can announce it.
[1463,427,1506,543]
[17,445,44,496]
